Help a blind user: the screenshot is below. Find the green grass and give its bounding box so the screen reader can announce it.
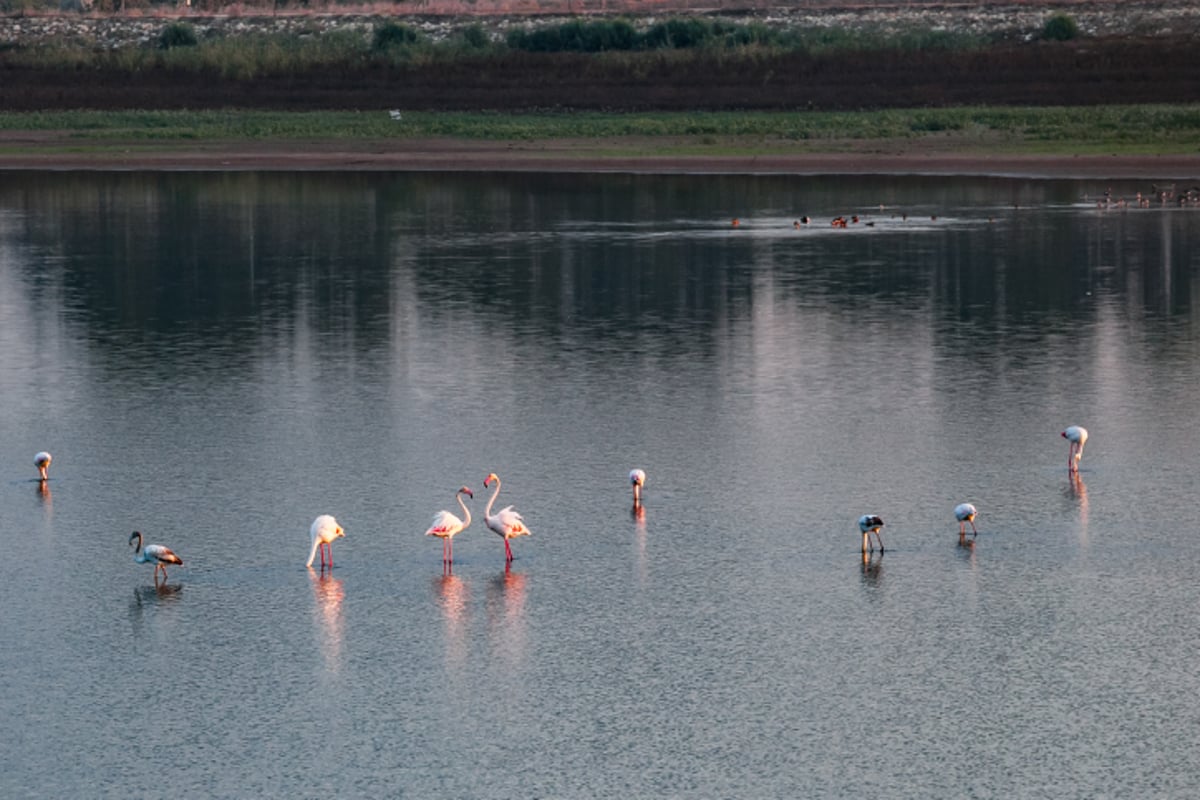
[1,106,1198,156]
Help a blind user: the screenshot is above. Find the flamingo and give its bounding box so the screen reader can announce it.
[483,473,531,562]
[858,515,885,553]
[425,487,474,564]
[629,469,646,505]
[955,503,978,536]
[306,515,345,569]
[1062,426,1088,473]
[129,531,183,583]
[34,451,51,481]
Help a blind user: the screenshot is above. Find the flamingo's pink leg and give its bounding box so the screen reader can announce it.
[504,539,513,561]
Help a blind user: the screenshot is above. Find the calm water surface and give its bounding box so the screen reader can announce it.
[2,171,1199,798]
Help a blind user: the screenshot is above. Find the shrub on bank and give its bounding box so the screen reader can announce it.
[373,21,423,51]
[1041,13,1080,41]
[158,22,198,50]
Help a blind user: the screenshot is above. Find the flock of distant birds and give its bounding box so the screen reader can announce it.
[1090,184,1200,210]
[31,430,1087,584]
[725,184,1200,231]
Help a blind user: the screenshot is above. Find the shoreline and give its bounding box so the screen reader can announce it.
[3,146,1200,180]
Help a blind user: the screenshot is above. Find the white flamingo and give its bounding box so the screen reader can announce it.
[425,487,474,563]
[307,515,345,569]
[483,473,531,562]
[34,451,51,481]
[629,469,646,504]
[1062,426,1088,473]
[129,531,183,583]
[858,515,885,553]
[955,503,978,536]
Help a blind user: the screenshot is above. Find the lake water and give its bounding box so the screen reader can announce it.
[2,170,1199,798]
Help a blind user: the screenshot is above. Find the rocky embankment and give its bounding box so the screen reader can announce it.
[1,1,1198,50]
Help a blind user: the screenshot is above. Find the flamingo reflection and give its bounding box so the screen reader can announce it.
[133,582,183,606]
[486,565,528,666]
[309,570,345,674]
[129,582,183,634]
[1068,472,1089,541]
[434,573,469,668]
[860,551,883,589]
[632,503,647,586]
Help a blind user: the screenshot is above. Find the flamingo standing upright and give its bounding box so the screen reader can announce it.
[34,451,51,482]
[955,503,978,536]
[129,531,183,583]
[483,473,531,562]
[307,515,345,569]
[858,515,885,553]
[425,487,474,564]
[1062,426,1088,473]
[629,469,646,505]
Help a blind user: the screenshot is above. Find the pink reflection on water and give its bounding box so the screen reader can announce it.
[309,571,345,675]
[632,502,647,586]
[1068,472,1089,545]
[434,573,469,669]
[486,565,527,666]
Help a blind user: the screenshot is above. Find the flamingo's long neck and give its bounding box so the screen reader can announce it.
[458,492,472,529]
[306,536,322,568]
[485,479,502,521]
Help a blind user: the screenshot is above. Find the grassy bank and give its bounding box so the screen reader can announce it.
[1,107,1199,157]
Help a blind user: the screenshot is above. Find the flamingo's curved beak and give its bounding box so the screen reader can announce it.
[336,527,345,539]
[1061,431,1068,438]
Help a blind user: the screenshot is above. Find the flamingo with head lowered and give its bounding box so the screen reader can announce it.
[955,503,978,536]
[629,469,646,505]
[34,451,51,482]
[858,515,885,553]
[129,531,183,583]
[426,487,473,564]
[1062,426,1088,473]
[483,473,531,562]
[307,515,345,570]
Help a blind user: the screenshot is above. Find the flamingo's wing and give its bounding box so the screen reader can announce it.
[144,544,183,565]
[425,510,464,537]
[496,507,531,536]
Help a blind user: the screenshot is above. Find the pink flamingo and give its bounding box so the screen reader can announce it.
[129,531,183,583]
[1062,426,1088,473]
[483,473,532,562]
[629,469,646,505]
[858,515,885,553]
[955,503,978,536]
[34,451,51,482]
[425,487,474,564]
[306,515,345,569]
